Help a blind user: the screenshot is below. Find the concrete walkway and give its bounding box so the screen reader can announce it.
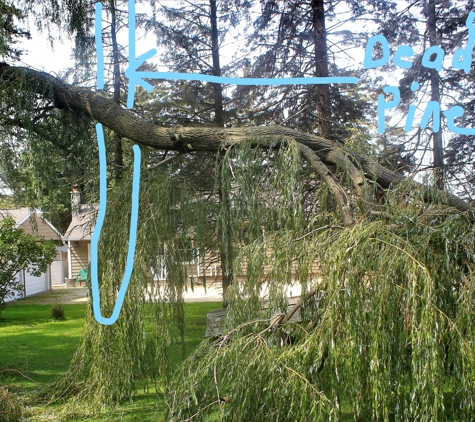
[20,280,306,305]
[17,285,223,305]
[16,287,89,305]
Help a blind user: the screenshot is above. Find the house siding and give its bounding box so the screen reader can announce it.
[181,248,319,284]
[70,241,89,279]
[68,240,319,287]
[18,214,61,240]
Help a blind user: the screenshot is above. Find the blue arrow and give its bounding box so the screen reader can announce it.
[125,0,359,109]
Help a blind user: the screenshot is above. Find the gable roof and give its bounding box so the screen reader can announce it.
[0,208,30,225]
[64,204,97,241]
[0,208,63,241]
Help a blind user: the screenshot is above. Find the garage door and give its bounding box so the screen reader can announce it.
[25,269,49,296]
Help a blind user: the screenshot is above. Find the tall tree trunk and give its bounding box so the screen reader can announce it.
[111,0,123,181]
[311,0,331,138]
[428,0,444,190]
[210,0,224,127]
[210,0,233,302]
[217,153,234,303]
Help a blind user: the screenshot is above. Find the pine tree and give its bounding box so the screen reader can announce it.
[377,0,475,192]
[235,0,393,138]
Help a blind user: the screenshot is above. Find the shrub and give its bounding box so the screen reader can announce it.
[51,304,65,320]
[0,217,56,316]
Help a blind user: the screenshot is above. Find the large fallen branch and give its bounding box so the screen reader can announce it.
[0,63,471,212]
[299,144,354,225]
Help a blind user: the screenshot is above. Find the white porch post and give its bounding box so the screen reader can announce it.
[67,241,73,279]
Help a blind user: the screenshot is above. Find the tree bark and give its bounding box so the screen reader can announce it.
[311,0,331,138]
[209,0,233,301]
[0,63,470,212]
[217,152,234,303]
[110,0,124,181]
[209,0,224,127]
[428,0,444,190]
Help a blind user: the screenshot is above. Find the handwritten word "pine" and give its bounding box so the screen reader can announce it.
[364,12,475,135]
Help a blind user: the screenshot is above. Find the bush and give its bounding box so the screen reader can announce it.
[51,304,65,320]
[0,217,56,316]
[0,387,22,421]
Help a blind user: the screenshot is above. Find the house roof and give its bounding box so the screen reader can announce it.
[0,207,31,225]
[0,208,63,241]
[64,204,97,241]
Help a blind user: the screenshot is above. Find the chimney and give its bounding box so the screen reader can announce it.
[71,185,81,217]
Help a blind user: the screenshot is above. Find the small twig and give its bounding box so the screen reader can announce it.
[213,351,222,414]
[145,152,183,171]
[293,225,344,242]
[1,368,39,385]
[181,398,224,422]
[228,160,235,179]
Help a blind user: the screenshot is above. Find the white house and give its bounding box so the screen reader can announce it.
[63,189,222,285]
[0,208,67,300]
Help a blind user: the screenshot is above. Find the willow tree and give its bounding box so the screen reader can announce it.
[146,0,253,298]
[1,60,474,420]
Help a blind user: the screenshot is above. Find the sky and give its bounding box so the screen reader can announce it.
[17,24,74,74]
[15,1,369,78]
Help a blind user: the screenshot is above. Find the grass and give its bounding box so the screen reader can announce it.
[1,300,462,421]
[0,304,86,390]
[0,300,221,421]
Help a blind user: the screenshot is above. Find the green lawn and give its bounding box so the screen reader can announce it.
[0,301,221,421]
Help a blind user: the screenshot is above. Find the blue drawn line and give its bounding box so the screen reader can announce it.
[95,2,104,90]
[92,2,141,325]
[125,0,359,108]
[91,123,142,326]
[126,68,358,92]
[126,0,137,108]
[143,72,358,86]
[91,0,359,325]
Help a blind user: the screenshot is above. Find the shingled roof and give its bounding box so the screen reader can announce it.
[63,204,97,241]
[0,207,31,225]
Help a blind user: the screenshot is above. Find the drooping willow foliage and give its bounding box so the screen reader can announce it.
[164,144,475,421]
[40,134,474,421]
[2,67,474,420]
[45,139,312,407]
[47,150,218,407]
